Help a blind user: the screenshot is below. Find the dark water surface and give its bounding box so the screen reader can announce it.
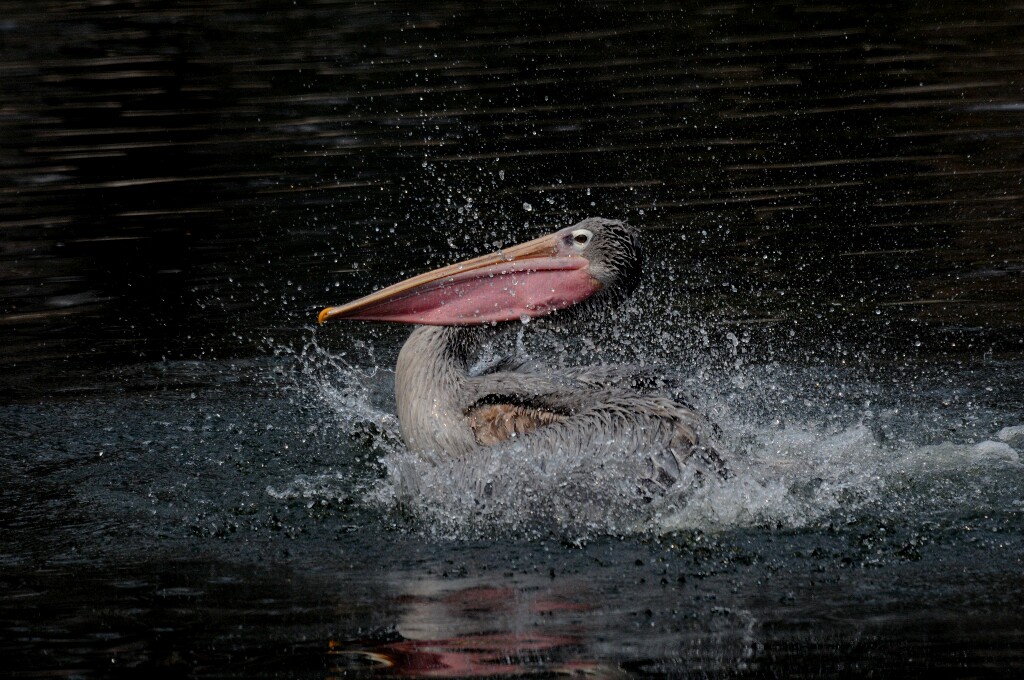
[3,1,1024,677]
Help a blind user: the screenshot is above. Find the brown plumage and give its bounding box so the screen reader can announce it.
[467,403,568,446]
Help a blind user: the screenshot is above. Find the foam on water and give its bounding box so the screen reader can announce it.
[365,409,1022,538]
[287,331,1023,540]
[657,419,1022,534]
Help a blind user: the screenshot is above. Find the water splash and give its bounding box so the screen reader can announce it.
[262,333,404,507]
[366,402,1023,539]
[280,333,405,456]
[291,326,1023,540]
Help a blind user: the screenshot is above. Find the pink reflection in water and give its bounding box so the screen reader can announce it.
[328,579,615,677]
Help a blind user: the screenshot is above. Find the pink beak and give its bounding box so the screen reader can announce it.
[318,230,603,326]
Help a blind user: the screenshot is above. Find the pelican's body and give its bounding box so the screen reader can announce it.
[395,326,479,457]
[320,218,727,495]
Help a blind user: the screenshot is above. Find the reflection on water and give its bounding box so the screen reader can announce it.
[2,1,1024,678]
[329,580,593,677]
[5,542,1023,678]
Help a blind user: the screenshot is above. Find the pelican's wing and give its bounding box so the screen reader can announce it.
[462,372,580,447]
[466,401,570,446]
[476,362,720,437]
[482,360,705,406]
[555,363,701,403]
[463,373,729,497]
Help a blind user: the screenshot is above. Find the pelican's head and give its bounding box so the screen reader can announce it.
[318,217,644,327]
[559,217,643,302]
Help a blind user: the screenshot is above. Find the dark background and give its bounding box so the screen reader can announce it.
[3,1,1022,399]
[2,2,1023,677]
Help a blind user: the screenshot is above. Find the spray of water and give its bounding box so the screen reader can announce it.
[284,190,1022,539]
[281,317,1022,541]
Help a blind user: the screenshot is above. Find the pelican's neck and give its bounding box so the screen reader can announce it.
[395,325,480,456]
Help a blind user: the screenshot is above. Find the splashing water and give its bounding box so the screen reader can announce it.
[368,409,1021,539]
[283,328,1024,540]
[264,335,405,506]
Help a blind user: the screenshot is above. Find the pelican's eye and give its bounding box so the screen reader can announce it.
[571,228,593,250]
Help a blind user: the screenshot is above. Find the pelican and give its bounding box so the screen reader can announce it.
[318,218,727,497]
